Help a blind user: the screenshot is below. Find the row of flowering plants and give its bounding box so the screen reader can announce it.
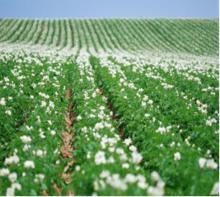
[0,59,37,157]
[0,19,218,55]
[90,55,218,195]
[68,53,165,195]
[0,58,71,195]
[110,56,219,159]
[0,51,218,196]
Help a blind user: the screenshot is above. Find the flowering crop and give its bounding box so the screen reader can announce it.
[0,19,219,196]
[90,55,218,195]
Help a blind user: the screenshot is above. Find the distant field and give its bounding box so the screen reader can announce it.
[0,19,218,55]
[0,19,219,196]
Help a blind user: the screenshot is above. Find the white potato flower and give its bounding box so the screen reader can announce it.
[174,152,181,161]
[20,135,32,144]
[210,182,219,195]
[0,168,10,176]
[95,151,106,165]
[24,160,35,169]
[131,151,143,164]
[0,98,6,106]
[4,155,20,165]
[5,110,12,116]
[8,173,17,183]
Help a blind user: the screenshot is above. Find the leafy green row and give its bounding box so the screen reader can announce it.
[111,57,218,159]
[0,60,42,162]
[90,56,218,195]
[0,19,218,55]
[0,60,70,195]
[68,56,164,195]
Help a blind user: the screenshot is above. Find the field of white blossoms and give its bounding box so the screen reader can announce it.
[0,19,219,196]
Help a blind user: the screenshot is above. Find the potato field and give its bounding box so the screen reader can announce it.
[0,19,219,196]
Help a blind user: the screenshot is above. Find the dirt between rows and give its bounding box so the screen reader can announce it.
[52,88,75,196]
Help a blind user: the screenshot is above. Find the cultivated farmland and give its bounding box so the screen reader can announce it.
[0,19,219,196]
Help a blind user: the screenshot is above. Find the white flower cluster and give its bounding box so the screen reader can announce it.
[161,82,174,89]
[174,152,181,161]
[95,151,107,165]
[196,100,208,114]
[39,92,50,99]
[156,126,171,134]
[141,94,154,107]
[24,160,35,169]
[210,182,219,195]
[33,149,47,157]
[130,146,143,164]
[94,170,148,192]
[5,109,12,116]
[20,135,32,143]
[0,169,21,196]
[206,117,217,126]
[34,173,45,183]
[8,172,17,183]
[100,136,118,149]
[148,171,165,196]
[4,154,20,165]
[41,100,47,107]
[124,138,132,146]
[94,121,112,131]
[0,97,6,106]
[198,158,218,169]
[0,168,10,176]
[6,182,22,196]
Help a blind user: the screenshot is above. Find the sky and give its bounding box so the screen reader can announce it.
[0,0,218,19]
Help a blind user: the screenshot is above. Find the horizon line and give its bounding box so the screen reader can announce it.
[0,17,219,20]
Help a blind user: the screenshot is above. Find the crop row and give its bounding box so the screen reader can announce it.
[0,59,71,195]
[0,56,165,196]
[0,52,218,195]
[109,56,219,159]
[67,54,166,195]
[90,55,218,195]
[0,19,218,55]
